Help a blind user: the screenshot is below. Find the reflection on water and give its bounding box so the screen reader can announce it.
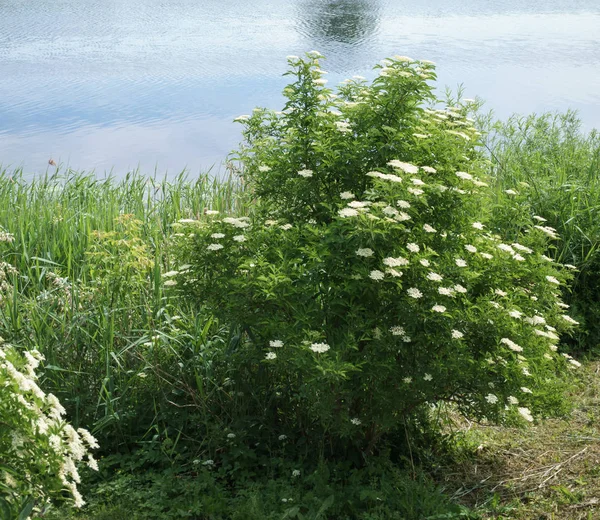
[297,0,381,46]
[0,0,599,176]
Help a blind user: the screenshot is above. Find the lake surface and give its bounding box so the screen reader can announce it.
[1,0,599,177]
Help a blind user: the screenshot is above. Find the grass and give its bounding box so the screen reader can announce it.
[438,360,600,519]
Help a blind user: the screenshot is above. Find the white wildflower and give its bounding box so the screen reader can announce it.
[423,224,436,233]
[407,243,420,253]
[270,340,284,348]
[387,160,419,174]
[427,272,443,282]
[265,352,277,360]
[297,169,313,178]
[500,338,523,352]
[310,343,330,354]
[356,248,374,257]
[451,330,464,339]
[340,191,355,200]
[518,407,534,422]
[485,394,498,404]
[339,208,359,217]
[370,270,385,281]
[390,326,405,336]
[455,171,473,181]
[407,288,423,299]
[432,305,446,313]
[455,258,467,267]
[350,418,362,425]
[207,243,224,251]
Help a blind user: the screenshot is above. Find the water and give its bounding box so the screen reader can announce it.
[1,0,599,176]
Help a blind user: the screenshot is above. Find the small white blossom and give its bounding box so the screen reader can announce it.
[270,340,284,348]
[403,377,412,384]
[455,258,467,267]
[500,338,523,352]
[356,248,374,257]
[455,171,473,181]
[390,326,406,336]
[407,243,420,253]
[472,222,484,230]
[207,243,224,251]
[427,272,443,282]
[340,191,355,200]
[211,233,225,239]
[545,275,560,285]
[350,417,362,425]
[339,208,359,218]
[451,330,464,339]
[407,287,423,299]
[233,235,246,242]
[423,224,436,233]
[432,305,446,313]
[464,245,477,253]
[265,352,277,360]
[387,160,419,174]
[310,343,330,354]
[423,373,433,381]
[518,407,534,422]
[454,284,467,294]
[370,270,385,281]
[396,200,411,209]
[485,394,498,404]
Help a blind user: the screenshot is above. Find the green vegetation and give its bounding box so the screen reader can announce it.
[1,53,599,519]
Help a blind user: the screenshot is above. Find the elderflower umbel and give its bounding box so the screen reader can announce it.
[298,169,313,178]
[310,343,330,354]
[407,288,423,299]
[265,352,277,360]
[451,330,464,339]
[207,243,224,251]
[370,270,385,281]
[340,191,355,199]
[407,243,420,253]
[356,248,374,257]
[270,340,284,348]
[432,305,446,313]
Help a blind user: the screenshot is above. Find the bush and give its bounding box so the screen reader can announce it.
[485,111,600,352]
[171,53,579,458]
[0,338,98,517]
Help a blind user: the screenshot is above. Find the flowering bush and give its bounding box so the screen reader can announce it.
[173,53,578,454]
[0,338,98,517]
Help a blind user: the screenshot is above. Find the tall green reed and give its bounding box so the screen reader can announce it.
[484,111,600,351]
[0,167,244,447]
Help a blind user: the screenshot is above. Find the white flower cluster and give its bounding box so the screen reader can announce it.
[1,342,98,509]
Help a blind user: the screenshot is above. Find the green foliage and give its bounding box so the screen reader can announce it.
[485,111,600,352]
[0,339,98,516]
[174,53,579,460]
[44,450,475,520]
